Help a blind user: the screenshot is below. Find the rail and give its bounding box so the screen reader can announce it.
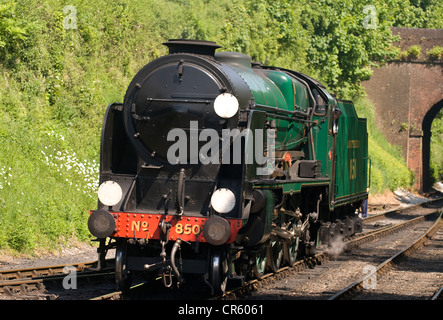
[329,210,442,300]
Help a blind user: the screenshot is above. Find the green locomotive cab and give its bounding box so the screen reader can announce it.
[213,48,368,254]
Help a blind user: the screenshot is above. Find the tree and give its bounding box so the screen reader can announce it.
[218,0,308,71]
[0,1,28,66]
[299,0,400,97]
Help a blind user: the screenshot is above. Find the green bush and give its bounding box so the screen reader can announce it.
[0,118,97,252]
[398,45,422,61]
[369,138,414,191]
[353,97,414,194]
[430,109,443,184]
[369,166,385,195]
[427,46,443,61]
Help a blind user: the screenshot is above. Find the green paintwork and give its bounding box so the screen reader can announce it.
[333,100,368,205]
[225,63,308,151]
[222,56,368,210]
[255,178,330,194]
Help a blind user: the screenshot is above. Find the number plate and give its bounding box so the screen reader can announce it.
[111,212,242,243]
[174,222,201,236]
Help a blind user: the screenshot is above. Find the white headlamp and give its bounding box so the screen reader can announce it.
[213,93,239,119]
[210,188,236,214]
[97,180,123,207]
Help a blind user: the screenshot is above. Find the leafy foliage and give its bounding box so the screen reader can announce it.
[0,1,28,66]
[299,0,402,97]
[397,45,422,61]
[218,0,308,71]
[427,45,443,61]
[430,108,443,184]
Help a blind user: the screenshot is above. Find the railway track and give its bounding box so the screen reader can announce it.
[431,286,443,300]
[230,201,442,300]
[0,198,441,300]
[0,260,100,281]
[93,197,443,300]
[0,260,115,300]
[232,197,443,300]
[329,210,442,300]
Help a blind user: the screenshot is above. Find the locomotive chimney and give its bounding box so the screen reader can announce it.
[163,39,221,56]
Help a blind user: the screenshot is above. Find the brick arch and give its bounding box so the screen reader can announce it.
[363,62,442,192]
[362,27,443,193]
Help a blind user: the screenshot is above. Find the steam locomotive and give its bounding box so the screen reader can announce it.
[88,39,369,295]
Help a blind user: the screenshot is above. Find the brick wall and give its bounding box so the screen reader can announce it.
[362,28,443,192]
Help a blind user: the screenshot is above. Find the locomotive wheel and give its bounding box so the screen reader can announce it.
[209,246,228,295]
[284,223,299,266]
[284,237,299,266]
[115,240,132,293]
[253,247,267,279]
[267,240,283,272]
